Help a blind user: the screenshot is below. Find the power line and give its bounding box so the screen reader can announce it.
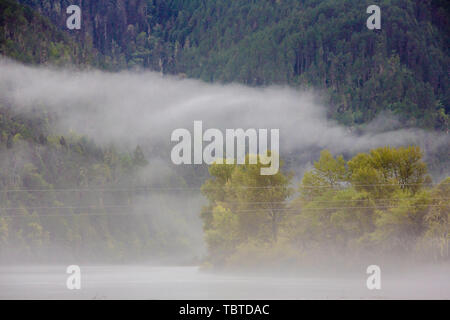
[0,182,447,192]
[217,198,450,204]
[0,204,132,211]
[0,204,446,218]
[213,204,445,212]
[1,198,447,211]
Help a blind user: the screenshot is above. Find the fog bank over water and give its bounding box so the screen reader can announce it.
[1,265,449,299]
[1,58,448,178]
[0,59,449,298]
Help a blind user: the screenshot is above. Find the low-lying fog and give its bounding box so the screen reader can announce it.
[1,265,449,299]
[1,58,448,171]
[0,58,449,299]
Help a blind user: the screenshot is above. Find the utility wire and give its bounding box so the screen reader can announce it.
[0,182,447,192]
[0,204,446,218]
[1,198,448,210]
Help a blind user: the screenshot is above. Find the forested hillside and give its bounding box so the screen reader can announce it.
[0,0,448,264]
[16,0,450,129]
[0,0,203,262]
[0,0,100,65]
[0,98,203,262]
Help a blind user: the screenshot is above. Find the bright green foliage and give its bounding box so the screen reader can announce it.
[348,146,431,196]
[419,177,450,261]
[204,205,240,266]
[201,155,293,267]
[1,0,449,267]
[287,146,447,264]
[202,146,449,269]
[300,150,347,199]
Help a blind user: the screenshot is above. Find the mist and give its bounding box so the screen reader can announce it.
[1,58,448,168]
[1,56,448,256]
[1,58,449,299]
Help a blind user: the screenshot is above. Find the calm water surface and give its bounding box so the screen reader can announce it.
[0,265,448,299]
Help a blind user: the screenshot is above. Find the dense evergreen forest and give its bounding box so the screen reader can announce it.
[9,0,450,129]
[0,0,98,65]
[0,0,448,265]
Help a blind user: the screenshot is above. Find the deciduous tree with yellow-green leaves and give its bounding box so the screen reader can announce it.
[201,146,449,269]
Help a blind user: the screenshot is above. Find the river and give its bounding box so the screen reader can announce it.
[0,265,448,299]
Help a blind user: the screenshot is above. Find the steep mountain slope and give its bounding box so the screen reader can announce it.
[17,0,450,129]
[0,0,448,263]
[0,1,202,262]
[0,0,99,65]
